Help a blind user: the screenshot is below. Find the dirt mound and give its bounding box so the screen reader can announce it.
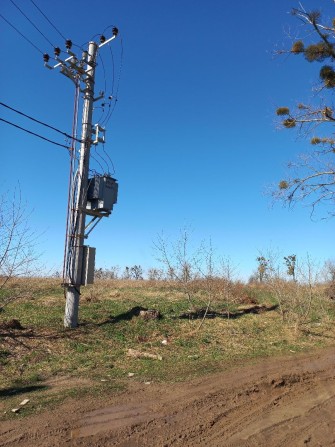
[1,347,334,446]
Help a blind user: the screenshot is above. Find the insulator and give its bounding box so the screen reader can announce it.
[43,53,50,62]
[65,39,72,49]
[54,47,61,57]
[100,35,106,43]
[112,27,119,36]
[82,50,88,60]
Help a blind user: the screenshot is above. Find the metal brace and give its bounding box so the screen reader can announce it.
[84,215,103,238]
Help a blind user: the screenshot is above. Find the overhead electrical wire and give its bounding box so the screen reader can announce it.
[0,117,70,150]
[101,38,123,126]
[94,54,108,123]
[109,43,115,95]
[102,143,116,174]
[100,47,116,126]
[90,151,106,173]
[97,43,116,124]
[92,145,110,174]
[93,31,118,124]
[28,0,82,53]
[0,101,83,144]
[29,0,66,41]
[99,53,107,93]
[63,81,80,286]
[9,0,55,48]
[114,37,124,96]
[0,13,43,54]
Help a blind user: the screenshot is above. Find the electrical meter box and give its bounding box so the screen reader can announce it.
[86,175,118,215]
[81,245,96,285]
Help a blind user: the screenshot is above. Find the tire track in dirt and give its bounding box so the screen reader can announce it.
[1,347,334,447]
[71,349,335,447]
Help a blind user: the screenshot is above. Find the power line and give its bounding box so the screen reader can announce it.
[0,13,43,54]
[9,0,55,48]
[102,143,116,174]
[0,101,83,144]
[29,0,82,52]
[101,37,123,126]
[99,53,107,96]
[63,83,80,287]
[90,149,106,173]
[29,0,66,41]
[0,117,70,150]
[109,43,115,95]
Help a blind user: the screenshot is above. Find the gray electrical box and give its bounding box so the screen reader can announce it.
[86,175,118,215]
[81,245,96,285]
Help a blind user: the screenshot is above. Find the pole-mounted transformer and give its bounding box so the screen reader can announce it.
[87,175,118,216]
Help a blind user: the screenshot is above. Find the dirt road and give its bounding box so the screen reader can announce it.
[1,347,335,447]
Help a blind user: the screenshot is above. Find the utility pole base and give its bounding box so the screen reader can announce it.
[64,286,80,328]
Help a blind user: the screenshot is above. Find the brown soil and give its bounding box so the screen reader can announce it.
[1,347,335,447]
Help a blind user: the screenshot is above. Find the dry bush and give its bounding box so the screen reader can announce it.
[265,255,329,333]
[153,228,206,310]
[322,260,335,301]
[0,190,41,311]
[193,278,251,308]
[153,229,242,324]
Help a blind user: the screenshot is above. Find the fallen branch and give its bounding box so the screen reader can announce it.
[127,348,162,361]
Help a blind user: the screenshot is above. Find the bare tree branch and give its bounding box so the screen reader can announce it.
[272,6,335,217]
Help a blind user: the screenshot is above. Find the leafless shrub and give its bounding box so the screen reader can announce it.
[208,257,241,317]
[265,253,327,333]
[322,259,335,300]
[153,228,204,310]
[95,265,120,280]
[147,267,164,281]
[153,229,240,324]
[196,240,217,329]
[120,265,144,280]
[0,189,41,311]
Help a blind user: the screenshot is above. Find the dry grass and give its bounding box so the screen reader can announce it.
[0,278,334,417]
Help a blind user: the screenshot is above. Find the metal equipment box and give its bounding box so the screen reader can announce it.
[87,175,118,214]
[81,245,96,285]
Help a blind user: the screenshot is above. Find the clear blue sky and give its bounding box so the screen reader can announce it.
[1,0,334,280]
